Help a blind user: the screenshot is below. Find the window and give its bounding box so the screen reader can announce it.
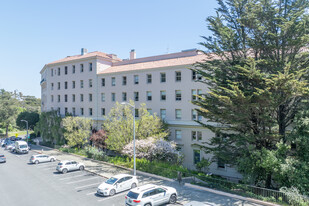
[175,90,181,101]
[57,107,60,115]
[101,108,105,116]
[192,109,197,120]
[160,109,166,119]
[122,92,127,102]
[146,91,152,101]
[197,89,202,100]
[217,158,225,169]
[192,70,202,80]
[147,109,152,115]
[160,91,166,101]
[111,77,116,86]
[80,94,84,102]
[65,66,68,75]
[135,109,139,117]
[89,108,93,116]
[89,79,92,88]
[89,93,92,102]
[51,83,54,90]
[175,71,181,82]
[147,74,152,84]
[58,82,60,90]
[192,131,202,141]
[192,89,197,101]
[160,73,166,83]
[58,67,60,76]
[51,95,54,102]
[65,107,68,114]
[134,75,139,84]
[64,94,68,102]
[57,95,60,102]
[101,93,105,102]
[101,78,105,87]
[80,64,84,72]
[111,93,115,102]
[51,69,53,76]
[122,76,127,85]
[80,108,84,115]
[72,81,75,89]
[72,65,75,74]
[72,107,76,116]
[193,150,201,164]
[175,130,182,139]
[65,81,68,89]
[80,80,84,88]
[72,94,75,102]
[175,109,182,120]
[134,92,139,101]
[89,63,92,71]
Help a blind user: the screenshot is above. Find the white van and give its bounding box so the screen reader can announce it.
[15,141,29,154]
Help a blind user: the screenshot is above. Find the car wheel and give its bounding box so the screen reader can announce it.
[35,160,39,164]
[109,189,116,196]
[131,183,137,189]
[62,168,68,174]
[144,203,152,206]
[79,166,84,171]
[169,194,177,204]
[50,158,55,162]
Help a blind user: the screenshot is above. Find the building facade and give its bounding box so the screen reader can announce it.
[40,48,242,179]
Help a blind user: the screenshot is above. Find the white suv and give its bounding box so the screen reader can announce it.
[29,154,56,164]
[97,174,138,196]
[56,160,85,174]
[125,184,177,206]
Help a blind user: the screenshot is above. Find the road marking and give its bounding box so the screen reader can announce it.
[42,167,57,171]
[86,192,96,196]
[97,192,124,202]
[75,182,99,189]
[67,176,100,184]
[59,174,86,180]
[36,163,58,168]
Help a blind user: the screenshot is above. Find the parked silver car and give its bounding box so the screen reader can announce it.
[97,174,138,196]
[29,154,56,164]
[125,184,177,206]
[0,154,6,163]
[56,160,85,174]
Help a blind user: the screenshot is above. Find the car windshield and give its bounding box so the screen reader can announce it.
[58,163,63,165]
[127,191,139,199]
[105,177,118,185]
[0,155,4,157]
[20,145,27,148]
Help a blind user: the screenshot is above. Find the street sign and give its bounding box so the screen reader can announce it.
[28,135,30,139]
[15,133,18,137]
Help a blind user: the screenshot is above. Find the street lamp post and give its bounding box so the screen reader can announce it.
[21,120,28,143]
[121,102,136,176]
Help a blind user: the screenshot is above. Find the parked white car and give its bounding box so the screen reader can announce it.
[15,140,29,154]
[97,174,138,196]
[125,184,177,206]
[29,154,56,164]
[56,160,85,174]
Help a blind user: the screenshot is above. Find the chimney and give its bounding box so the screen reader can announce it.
[130,49,136,60]
[81,48,88,55]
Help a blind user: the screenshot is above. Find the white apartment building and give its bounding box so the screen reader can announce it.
[40,48,242,179]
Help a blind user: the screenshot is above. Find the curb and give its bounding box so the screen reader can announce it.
[34,145,280,206]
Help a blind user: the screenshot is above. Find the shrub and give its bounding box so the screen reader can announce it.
[85,146,105,161]
[280,187,309,206]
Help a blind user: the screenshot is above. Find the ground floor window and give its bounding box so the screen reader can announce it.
[193,149,200,164]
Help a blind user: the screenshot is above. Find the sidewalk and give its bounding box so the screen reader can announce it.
[31,145,279,206]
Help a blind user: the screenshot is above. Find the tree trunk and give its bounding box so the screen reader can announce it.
[278,105,286,143]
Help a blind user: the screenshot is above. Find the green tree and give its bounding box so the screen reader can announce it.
[0,89,19,137]
[16,111,40,130]
[62,116,92,148]
[103,100,169,152]
[34,111,64,144]
[193,0,309,188]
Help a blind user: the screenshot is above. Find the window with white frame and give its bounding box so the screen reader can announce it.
[175,130,182,139]
[65,66,68,75]
[65,107,68,114]
[101,93,105,102]
[101,108,105,116]
[160,109,166,119]
[147,74,152,84]
[58,67,60,76]
[89,63,92,71]
[51,69,53,77]
[72,81,75,89]
[72,107,76,116]
[80,108,84,115]
[51,95,54,102]
[65,81,68,89]
[89,93,92,102]
[146,91,152,101]
[64,94,68,102]
[175,109,182,120]
[72,65,75,74]
[80,64,84,72]
[192,89,197,101]
[197,89,202,100]
[122,76,127,85]
[72,94,75,102]
[80,80,84,88]
[58,82,60,90]
[192,131,202,141]
[111,77,116,86]
[51,83,54,90]
[134,92,139,101]
[192,70,202,81]
[175,90,181,101]
[175,71,181,82]
[160,90,166,101]
[57,95,60,102]
[89,79,93,88]
[122,92,127,102]
[135,109,139,117]
[111,93,116,102]
[160,73,166,83]
[192,109,197,120]
[101,78,105,87]
[134,75,139,84]
[89,108,93,116]
[193,149,201,164]
[80,94,84,102]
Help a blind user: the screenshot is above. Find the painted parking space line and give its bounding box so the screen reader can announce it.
[86,192,96,196]
[97,192,125,202]
[75,182,99,190]
[35,163,58,168]
[67,176,100,184]
[59,174,87,180]
[52,170,82,177]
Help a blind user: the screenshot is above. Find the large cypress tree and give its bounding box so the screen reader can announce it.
[193,0,309,188]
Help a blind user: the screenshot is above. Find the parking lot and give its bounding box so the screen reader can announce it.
[0,145,265,206]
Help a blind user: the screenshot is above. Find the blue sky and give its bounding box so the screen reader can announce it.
[0,0,218,98]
